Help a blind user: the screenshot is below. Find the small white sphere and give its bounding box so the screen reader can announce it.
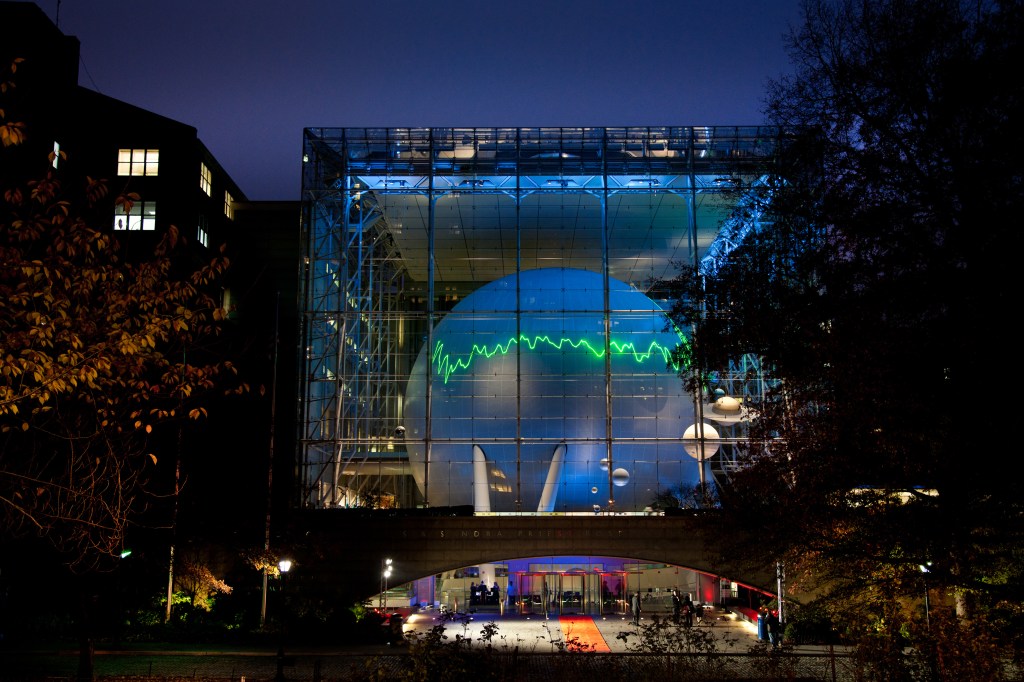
[683,423,721,460]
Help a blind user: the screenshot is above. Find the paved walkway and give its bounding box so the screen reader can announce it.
[4,608,857,681]
[401,606,764,653]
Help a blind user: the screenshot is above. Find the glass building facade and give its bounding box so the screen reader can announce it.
[298,127,779,514]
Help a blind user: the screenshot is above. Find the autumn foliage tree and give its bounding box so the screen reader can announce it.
[0,109,243,574]
[174,549,233,611]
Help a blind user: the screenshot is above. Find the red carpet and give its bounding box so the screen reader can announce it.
[558,616,611,652]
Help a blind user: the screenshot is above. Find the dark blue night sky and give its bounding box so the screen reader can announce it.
[47,0,802,200]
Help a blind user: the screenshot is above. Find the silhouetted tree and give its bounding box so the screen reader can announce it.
[663,0,1024,670]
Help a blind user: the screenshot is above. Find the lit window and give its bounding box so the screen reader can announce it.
[197,215,209,247]
[52,141,60,169]
[200,162,212,196]
[224,190,234,220]
[113,201,157,231]
[117,148,159,176]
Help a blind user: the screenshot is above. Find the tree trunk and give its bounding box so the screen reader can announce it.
[76,588,95,682]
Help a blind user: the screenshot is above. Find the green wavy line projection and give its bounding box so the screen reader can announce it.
[433,333,690,384]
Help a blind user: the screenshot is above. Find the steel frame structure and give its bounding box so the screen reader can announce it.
[298,127,783,511]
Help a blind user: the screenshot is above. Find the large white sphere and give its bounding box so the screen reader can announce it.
[403,268,700,511]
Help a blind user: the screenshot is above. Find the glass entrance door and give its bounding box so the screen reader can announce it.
[559,572,585,615]
[514,572,551,616]
[514,571,623,616]
[599,571,627,615]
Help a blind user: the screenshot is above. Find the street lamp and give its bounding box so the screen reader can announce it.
[776,561,785,626]
[919,561,938,682]
[275,558,292,682]
[380,558,393,611]
[919,562,932,630]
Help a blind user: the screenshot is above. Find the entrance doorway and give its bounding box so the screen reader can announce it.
[510,570,628,616]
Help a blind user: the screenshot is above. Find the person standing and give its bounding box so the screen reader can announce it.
[671,589,682,623]
[386,612,404,646]
[765,609,781,648]
[631,591,642,625]
[682,593,695,627]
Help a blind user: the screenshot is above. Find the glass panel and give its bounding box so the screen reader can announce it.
[117,149,131,176]
[141,201,156,231]
[200,162,212,195]
[143,149,159,176]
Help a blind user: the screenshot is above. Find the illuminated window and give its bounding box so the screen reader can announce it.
[197,215,209,247]
[52,141,60,169]
[117,148,159,176]
[224,190,234,220]
[200,162,212,196]
[113,201,157,231]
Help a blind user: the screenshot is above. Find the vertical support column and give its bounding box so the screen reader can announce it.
[601,129,614,506]
[472,445,491,512]
[537,444,566,513]
[331,190,353,507]
[355,199,367,495]
[424,132,436,507]
[514,129,523,513]
[686,128,708,494]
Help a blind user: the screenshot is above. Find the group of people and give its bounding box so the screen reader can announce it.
[468,580,501,605]
[617,590,788,648]
[671,589,699,626]
[629,589,701,627]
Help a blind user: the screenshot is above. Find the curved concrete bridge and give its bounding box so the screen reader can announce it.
[289,510,777,604]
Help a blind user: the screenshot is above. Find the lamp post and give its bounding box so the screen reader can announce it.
[776,561,785,626]
[919,563,931,630]
[919,561,937,682]
[380,558,393,611]
[275,558,292,682]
